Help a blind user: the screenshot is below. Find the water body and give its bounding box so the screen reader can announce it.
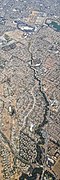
[50,21,60,32]
[45,20,60,32]
[14,20,35,33]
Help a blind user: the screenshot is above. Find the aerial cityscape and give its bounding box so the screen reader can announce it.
[0,0,60,179]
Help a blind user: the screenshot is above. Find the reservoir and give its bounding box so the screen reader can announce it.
[45,19,60,32]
